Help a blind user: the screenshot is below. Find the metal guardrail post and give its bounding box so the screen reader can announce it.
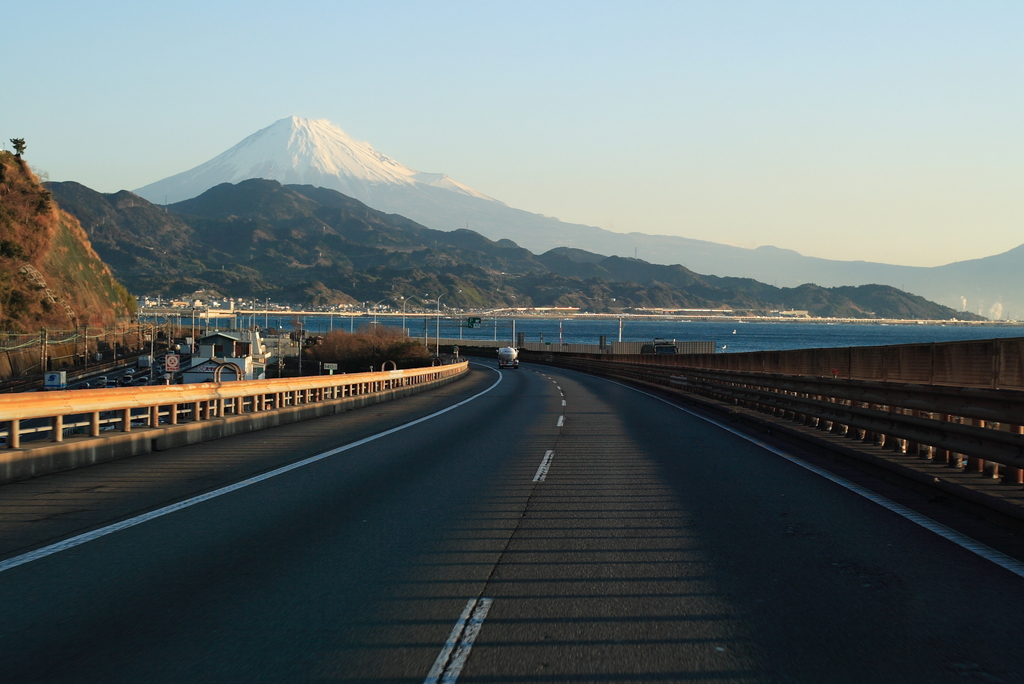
[1006,426,1024,485]
[52,414,63,442]
[934,414,951,465]
[967,419,986,474]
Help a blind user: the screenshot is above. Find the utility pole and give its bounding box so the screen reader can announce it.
[40,328,48,378]
[436,294,445,357]
[150,325,156,383]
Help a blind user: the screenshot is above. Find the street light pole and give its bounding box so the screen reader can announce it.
[435,293,445,356]
[372,298,390,326]
[400,296,412,337]
[435,290,460,356]
[422,294,430,347]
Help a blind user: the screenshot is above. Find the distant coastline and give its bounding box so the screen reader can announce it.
[140,307,1021,326]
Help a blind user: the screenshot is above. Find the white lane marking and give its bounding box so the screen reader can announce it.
[556,415,564,427]
[556,385,561,390]
[561,399,566,406]
[0,368,505,575]
[589,374,1024,580]
[424,597,493,684]
[533,450,554,482]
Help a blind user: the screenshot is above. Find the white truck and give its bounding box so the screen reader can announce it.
[497,347,519,369]
[138,355,153,369]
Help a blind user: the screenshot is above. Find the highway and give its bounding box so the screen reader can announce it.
[2,362,1024,682]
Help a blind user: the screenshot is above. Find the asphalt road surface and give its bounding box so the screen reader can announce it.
[2,362,1024,683]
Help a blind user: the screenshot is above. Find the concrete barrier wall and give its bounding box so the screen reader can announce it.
[0,369,464,485]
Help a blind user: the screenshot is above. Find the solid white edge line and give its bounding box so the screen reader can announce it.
[584,373,1024,580]
[533,450,554,482]
[0,366,505,575]
[440,598,493,684]
[556,415,564,427]
[424,598,477,683]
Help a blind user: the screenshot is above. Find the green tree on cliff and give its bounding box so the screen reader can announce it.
[10,138,26,157]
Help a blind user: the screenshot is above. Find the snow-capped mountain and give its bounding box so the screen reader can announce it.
[134,116,495,205]
[133,116,1024,317]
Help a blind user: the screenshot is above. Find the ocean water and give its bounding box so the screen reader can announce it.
[191,314,1024,354]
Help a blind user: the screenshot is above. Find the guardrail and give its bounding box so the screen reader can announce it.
[1,362,468,449]
[526,353,1024,485]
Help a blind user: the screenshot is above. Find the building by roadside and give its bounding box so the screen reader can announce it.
[181,332,269,382]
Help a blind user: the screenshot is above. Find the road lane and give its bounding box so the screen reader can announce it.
[0,367,499,559]
[460,367,1024,682]
[0,364,562,683]
[3,362,1024,682]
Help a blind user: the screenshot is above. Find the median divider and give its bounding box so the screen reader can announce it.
[0,362,468,484]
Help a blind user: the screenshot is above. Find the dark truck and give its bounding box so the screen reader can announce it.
[640,338,678,354]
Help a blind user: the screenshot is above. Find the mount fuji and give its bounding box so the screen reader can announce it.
[134,116,494,205]
[134,116,1024,317]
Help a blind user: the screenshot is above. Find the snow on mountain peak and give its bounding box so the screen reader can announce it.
[135,116,493,204]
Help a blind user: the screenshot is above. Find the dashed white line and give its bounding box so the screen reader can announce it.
[424,597,493,684]
[556,415,564,427]
[0,369,506,575]
[561,399,566,406]
[533,450,554,482]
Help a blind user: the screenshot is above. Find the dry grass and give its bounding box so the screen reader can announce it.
[0,151,135,330]
[304,325,431,372]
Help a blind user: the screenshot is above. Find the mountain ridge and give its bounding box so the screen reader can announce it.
[53,178,981,321]
[132,116,1023,317]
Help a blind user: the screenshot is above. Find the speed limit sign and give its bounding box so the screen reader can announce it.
[164,354,180,372]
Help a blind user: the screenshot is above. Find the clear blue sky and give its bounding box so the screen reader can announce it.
[6,1,1021,267]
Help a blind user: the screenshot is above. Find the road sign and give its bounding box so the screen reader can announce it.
[467,317,482,328]
[164,354,180,372]
[323,362,338,375]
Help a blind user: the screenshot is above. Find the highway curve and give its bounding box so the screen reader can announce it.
[2,362,1024,683]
